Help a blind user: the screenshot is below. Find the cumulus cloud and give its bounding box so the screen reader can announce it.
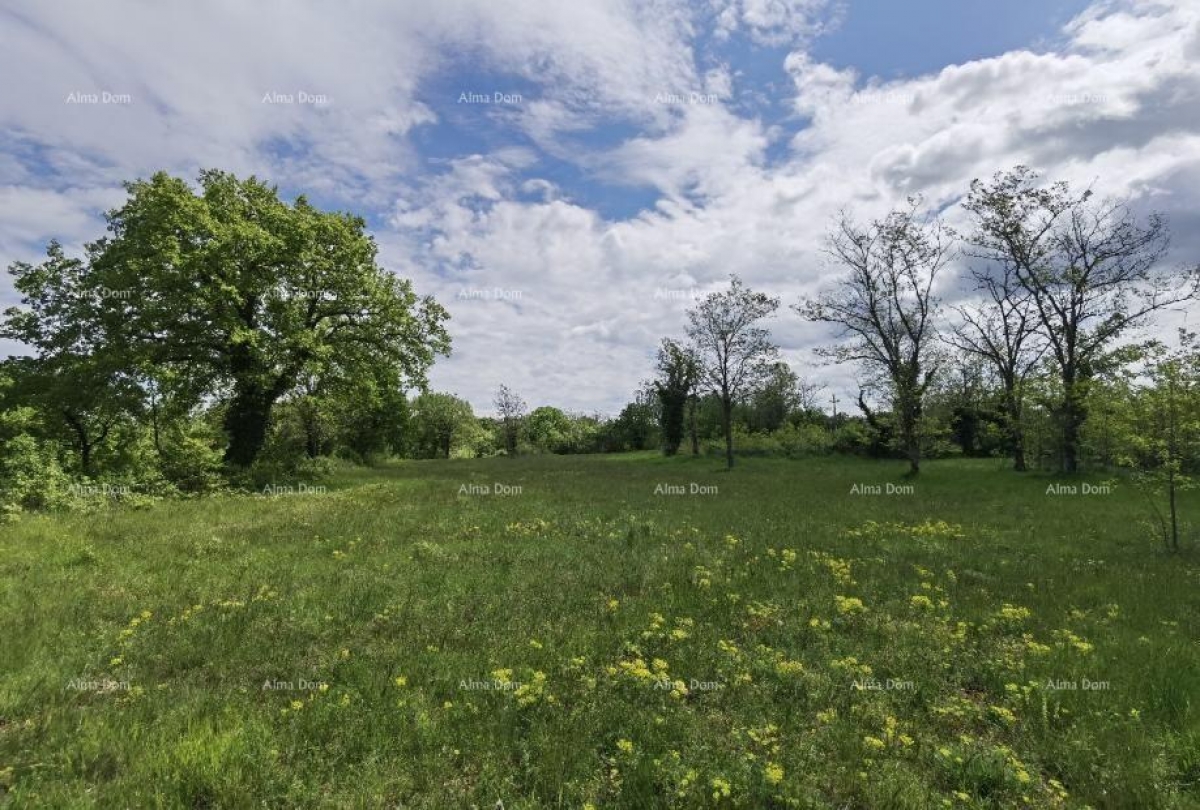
[2,0,1198,414]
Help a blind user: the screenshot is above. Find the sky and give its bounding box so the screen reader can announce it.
[1,0,1198,416]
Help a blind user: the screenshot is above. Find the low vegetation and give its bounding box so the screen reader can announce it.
[2,455,1197,807]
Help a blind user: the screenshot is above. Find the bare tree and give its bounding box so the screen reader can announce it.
[963,167,1198,473]
[493,384,526,455]
[796,199,951,475]
[944,259,1046,470]
[686,275,780,469]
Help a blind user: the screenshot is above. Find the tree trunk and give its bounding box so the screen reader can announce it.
[721,394,734,469]
[223,384,275,467]
[1061,400,1083,474]
[1006,390,1027,472]
[151,394,164,458]
[1059,369,1086,474]
[1168,382,1179,552]
[688,398,699,455]
[1012,435,1027,472]
[899,390,921,476]
[63,410,94,476]
[303,407,320,459]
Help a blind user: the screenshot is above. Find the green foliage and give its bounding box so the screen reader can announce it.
[2,171,451,469]
[1108,333,1200,551]
[494,385,526,455]
[963,166,1197,473]
[409,392,476,459]
[2,456,1197,806]
[652,340,700,456]
[154,425,228,495]
[687,275,780,468]
[0,428,73,517]
[606,396,660,453]
[741,362,803,434]
[703,424,833,458]
[523,406,575,454]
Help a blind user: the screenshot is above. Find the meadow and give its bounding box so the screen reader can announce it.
[1,454,1198,808]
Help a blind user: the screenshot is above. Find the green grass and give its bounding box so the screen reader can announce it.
[2,454,1199,808]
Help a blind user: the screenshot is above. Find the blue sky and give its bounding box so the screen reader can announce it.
[811,0,1097,78]
[2,0,1198,415]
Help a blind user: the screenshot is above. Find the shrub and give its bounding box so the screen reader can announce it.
[0,431,73,516]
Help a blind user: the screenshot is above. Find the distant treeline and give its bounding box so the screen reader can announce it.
[1,167,1198,545]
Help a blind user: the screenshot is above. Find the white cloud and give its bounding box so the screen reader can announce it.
[712,0,842,45]
[2,0,1199,415]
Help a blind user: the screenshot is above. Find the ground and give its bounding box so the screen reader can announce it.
[2,454,1198,808]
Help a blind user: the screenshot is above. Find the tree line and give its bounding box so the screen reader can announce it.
[1,167,1197,537]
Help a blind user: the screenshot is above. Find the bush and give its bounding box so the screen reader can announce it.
[702,424,833,459]
[775,423,833,457]
[0,432,74,517]
[157,433,226,494]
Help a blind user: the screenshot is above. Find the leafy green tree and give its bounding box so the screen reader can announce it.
[4,171,451,469]
[2,354,143,475]
[604,386,660,453]
[524,406,574,454]
[963,167,1197,473]
[0,243,148,474]
[798,200,949,474]
[687,276,780,469]
[743,362,804,433]
[652,339,699,456]
[1113,332,1200,552]
[410,392,476,459]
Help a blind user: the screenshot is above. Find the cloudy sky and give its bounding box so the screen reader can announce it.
[2,0,1198,415]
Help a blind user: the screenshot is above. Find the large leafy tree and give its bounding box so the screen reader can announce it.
[524,406,575,454]
[4,171,450,468]
[963,167,1197,473]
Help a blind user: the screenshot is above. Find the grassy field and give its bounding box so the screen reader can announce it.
[2,454,1199,808]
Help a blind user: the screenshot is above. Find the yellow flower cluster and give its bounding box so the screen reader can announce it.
[767,547,798,571]
[117,610,153,642]
[763,761,784,785]
[996,604,1032,623]
[835,595,867,615]
[505,518,552,537]
[829,656,872,676]
[513,670,552,707]
[842,519,965,542]
[168,604,204,626]
[1052,629,1094,654]
[811,552,856,586]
